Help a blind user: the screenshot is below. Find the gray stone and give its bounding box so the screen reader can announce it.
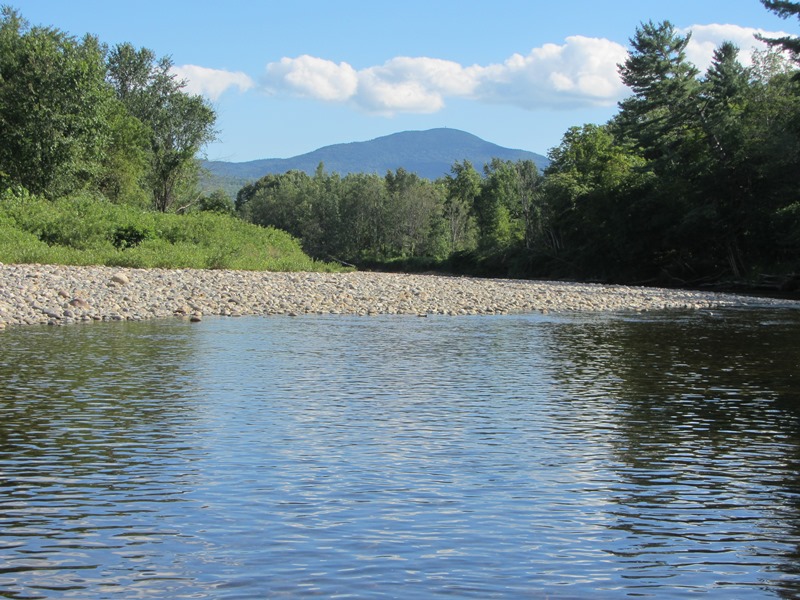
[69,298,90,308]
[0,264,794,331]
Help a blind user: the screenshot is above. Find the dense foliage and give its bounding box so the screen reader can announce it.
[235,160,544,273]
[0,187,334,271]
[0,7,338,272]
[0,6,216,211]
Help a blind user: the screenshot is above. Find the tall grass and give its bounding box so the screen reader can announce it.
[0,190,343,272]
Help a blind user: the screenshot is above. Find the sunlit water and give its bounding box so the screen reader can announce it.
[1,308,799,599]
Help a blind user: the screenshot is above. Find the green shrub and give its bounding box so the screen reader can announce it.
[112,224,152,249]
[0,192,345,272]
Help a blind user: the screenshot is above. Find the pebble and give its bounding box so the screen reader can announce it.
[0,263,796,329]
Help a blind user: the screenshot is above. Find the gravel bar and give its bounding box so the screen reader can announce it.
[0,263,797,329]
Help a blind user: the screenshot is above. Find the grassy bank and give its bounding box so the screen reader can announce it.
[0,190,342,272]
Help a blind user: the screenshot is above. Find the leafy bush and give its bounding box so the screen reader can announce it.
[0,192,344,272]
[112,224,152,249]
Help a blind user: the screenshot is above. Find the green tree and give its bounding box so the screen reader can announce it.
[543,124,652,279]
[196,189,235,214]
[239,170,314,241]
[758,1,800,60]
[616,20,702,174]
[513,159,544,251]
[304,163,343,258]
[613,18,800,280]
[0,7,114,197]
[338,172,389,260]
[476,159,520,252]
[107,42,216,211]
[444,160,480,253]
[238,164,450,264]
[691,42,753,276]
[613,20,728,280]
[95,98,150,206]
[743,49,800,270]
[384,168,446,258]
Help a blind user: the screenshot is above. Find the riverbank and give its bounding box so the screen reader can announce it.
[1,263,797,329]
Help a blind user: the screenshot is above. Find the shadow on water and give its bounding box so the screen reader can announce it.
[1,309,799,598]
[541,308,800,598]
[0,320,203,468]
[0,321,207,598]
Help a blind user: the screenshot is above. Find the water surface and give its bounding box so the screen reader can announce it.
[1,309,799,598]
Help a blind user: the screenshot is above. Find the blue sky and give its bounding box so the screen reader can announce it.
[12,1,798,162]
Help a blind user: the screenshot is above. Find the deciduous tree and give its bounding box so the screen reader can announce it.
[0,8,114,197]
[444,160,480,253]
[107,43,216,211]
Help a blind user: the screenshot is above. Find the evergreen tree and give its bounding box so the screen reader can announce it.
[616,21,701,173]
[758,1,800,60]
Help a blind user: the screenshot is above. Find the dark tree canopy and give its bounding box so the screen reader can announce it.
[758,0,800,58]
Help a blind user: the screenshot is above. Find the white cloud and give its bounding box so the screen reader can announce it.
[681,24,792,70]
[264,55,358,101]
[475,36,629,109]
[202,24,795,115]
[261,35,629,115]
[356,71,444,114]
[354,57,482,114]
[172,65,254,100]
[369,57,481,97]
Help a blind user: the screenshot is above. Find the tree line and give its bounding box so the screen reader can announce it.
[541,11,799,285]
[234,159,546,271]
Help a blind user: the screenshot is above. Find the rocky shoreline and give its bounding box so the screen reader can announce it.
[0,263,797,329]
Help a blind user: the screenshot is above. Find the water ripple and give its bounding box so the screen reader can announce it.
[1,311,799,598]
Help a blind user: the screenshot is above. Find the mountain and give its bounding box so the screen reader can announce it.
[201,128,549,192]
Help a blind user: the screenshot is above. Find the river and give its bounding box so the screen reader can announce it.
[1,308,799,598]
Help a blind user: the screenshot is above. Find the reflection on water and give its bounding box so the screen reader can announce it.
[1,309,799,598]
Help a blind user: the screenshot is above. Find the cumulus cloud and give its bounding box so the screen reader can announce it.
[681,24,792,70]
[264,55,358,101]
[356,70,444,114]
[475,36,629,109]
[354,57,482,114]
[262,55,472,113]
[261,35,629,115]
[198,24,793,115]
[172,65,254,100]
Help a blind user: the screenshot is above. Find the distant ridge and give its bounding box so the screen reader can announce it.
[202,128,549,186]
